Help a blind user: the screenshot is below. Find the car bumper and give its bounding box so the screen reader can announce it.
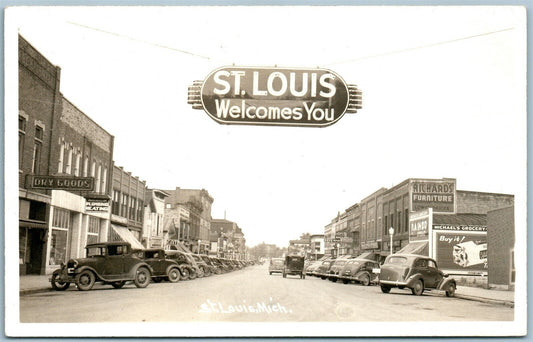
[379,279,408,286]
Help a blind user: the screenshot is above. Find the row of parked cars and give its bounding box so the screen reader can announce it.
[305,253,457,297]
[50,242,256,291]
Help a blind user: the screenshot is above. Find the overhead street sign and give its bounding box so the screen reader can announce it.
[188,66,362,127]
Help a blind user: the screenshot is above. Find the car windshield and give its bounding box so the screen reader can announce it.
[86,246,105,257]
[387,256,408,265]
[271,260,283,266]
[322,261,331,266]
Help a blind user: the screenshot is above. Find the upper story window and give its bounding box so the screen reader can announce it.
[65,144,73,174]
[18,115,27,169]
[31,125,44,174]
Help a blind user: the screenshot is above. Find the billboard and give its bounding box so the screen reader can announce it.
[435,231,487,273]
[410,179,456,213]
[409,208,431,242]
[188,66,362,127]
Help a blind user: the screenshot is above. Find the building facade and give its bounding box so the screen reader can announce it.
[109,166,146,249]
[164,188,213,254]
[210,219,246,259]
[487,206,515,289]
[309,234,325,260]
[143,189,170,248]
[19,35,115,275]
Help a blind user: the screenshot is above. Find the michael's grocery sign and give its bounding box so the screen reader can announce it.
[188,66,362,127]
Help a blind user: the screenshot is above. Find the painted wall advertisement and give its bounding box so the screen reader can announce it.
[410,179,456,213]
[435,230,487,273]
[409,208,431,242]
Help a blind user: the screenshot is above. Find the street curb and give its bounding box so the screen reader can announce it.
[455,294,514,308]
[20,288,52,296]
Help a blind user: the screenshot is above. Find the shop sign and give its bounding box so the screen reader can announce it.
[335,231,349,238]
[85,199,109,212]
[433,224,487,232]
[26,175,94,191]
[435,232,487,272]
[410,179,456,213]
[188,66,362,127]
[325,238,341,243]
[361,241,379,249]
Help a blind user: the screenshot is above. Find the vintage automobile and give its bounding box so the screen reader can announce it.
[134,249,181,283]
[283,255,305,279]
[337,258,380,286]
[200,255,221,275]
[165,250,198,280]
[379,254,457,297]
[304,260,322,276]
[269,258,285,275]
[327,258,350,282]
[209,256,229,273]
[190,254,214,277]
[316,258,336,279]
[50,242,152,291]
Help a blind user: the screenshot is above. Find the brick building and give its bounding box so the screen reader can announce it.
[210,218,246,259]
[325,178,514,272]
[163,188,213,254]
[487,206,515,289]
[19,35,115,275]
[109,166,146,249]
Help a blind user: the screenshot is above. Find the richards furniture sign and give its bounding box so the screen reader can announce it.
[188,66,362,127]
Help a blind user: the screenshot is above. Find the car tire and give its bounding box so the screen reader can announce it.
[269,272,272,275]
[111,281,126,289]
[380,285,391,293]
[411,280,424,296]
[342,279,349,284]
[189,269,197,280]
[180,268,190,280]
[320,276,327,280]
[360,274,371,286]
[51,271,70,291]
[168,268,180,283]
[75,270,95,291]
[134,267,151,288]
[445,282,456,297]
[302,274,305,279]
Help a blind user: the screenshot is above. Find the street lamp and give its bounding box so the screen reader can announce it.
[389,227,394,256]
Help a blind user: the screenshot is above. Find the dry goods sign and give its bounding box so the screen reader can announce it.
[188,66,362,127]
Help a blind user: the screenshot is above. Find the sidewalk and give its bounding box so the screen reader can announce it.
[19,275,515,307]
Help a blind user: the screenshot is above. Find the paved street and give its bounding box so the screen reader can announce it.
[20,264,513,323]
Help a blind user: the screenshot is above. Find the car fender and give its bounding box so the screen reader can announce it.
[437,277,456,291]
[129,262,154,278]
[406,273,425,288]
[354,270,369,281]
[75,265,103,281]
[165,264,180,275]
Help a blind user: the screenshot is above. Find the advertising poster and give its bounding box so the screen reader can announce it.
[435,232,488,273]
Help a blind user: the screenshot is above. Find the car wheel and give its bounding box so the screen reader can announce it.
[445,283,456,297]
[342,279,349,284]
[302,274,305,279]
[111,281,126,289]
[215,268,222,275]
[189,269,197,280]
[51,271,70,291]
[180,268,190,280]
[411,280,424,296]
[320,276,327,280]
[167,268,180,283]
[380,285,391,293]
[134,267,151,288]
[75,270,95,291]
[361,274,371,286]
[153,277,163,283]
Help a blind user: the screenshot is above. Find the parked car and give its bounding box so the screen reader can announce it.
[379,254,456,297]
[134,249,181,283]
[201,255,221,275]
[338,258,380,286]
[327,259,350,282]
[50,242,152,291]
[269,258,284,275]
[316,258,336,279]
[283,255,305,279]
[190,254,214,277]
[209,256,230,273]
[305,260,322,276]
[165,250,198,280]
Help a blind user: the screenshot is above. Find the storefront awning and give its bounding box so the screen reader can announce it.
[19,219,48,229]
[356,252,375,260]
[111,225,145,250]
[168,240,193,254]
[397,241,429,256]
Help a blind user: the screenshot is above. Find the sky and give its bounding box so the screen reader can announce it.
[6,6,527,247]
